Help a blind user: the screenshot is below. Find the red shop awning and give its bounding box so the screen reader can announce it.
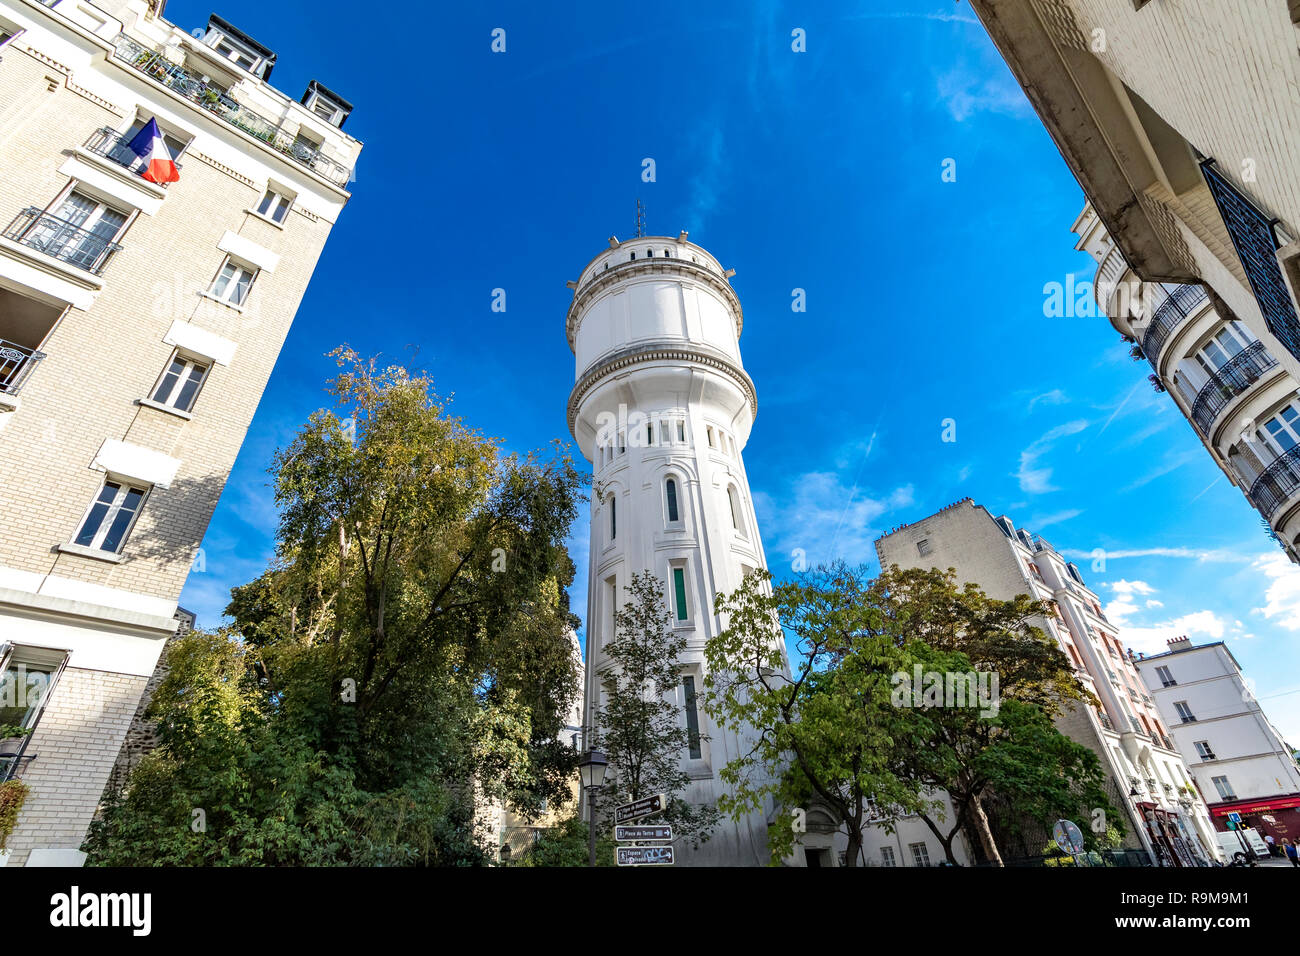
[1210,795,1300,817]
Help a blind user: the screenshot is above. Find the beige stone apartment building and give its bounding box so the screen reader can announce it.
[0,0,360,865]
[876,499,1222,866]
[969,0,1300,562]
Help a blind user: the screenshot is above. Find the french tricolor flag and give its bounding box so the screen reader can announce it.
[127,118,179,184]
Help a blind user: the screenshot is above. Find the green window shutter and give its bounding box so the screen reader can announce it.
[673,567,687,620]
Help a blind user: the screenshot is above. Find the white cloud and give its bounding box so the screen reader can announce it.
[1015,419,1089,494]
[753,471,913,569]
[1028,389,1069,412]
[1116,610,1227,655]
[936,65,1030,122]
[1028,508,1081,530]
[1099,579,1227,653]
[1109,579,1156,597]
[1119,450,1201,493]
[1253,552,1300,633]
[1058,546,1252,563]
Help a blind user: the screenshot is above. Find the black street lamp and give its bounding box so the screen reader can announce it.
[578,749,608,867]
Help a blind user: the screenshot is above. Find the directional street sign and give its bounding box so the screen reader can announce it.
[615,793,666,824]
[615,824,672,842]
[1227,812,1242,824]
[617,845,675,867]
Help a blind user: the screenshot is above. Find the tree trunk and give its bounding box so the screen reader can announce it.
[969,794,1003,867]
[844,827,861,867]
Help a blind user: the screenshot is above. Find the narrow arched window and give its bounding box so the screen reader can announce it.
[666,478,679,523]
[610,495,617,540]
[727,485,743,533]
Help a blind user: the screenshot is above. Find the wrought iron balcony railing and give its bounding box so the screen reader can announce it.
[1249,444,1300,519]
[1189,341,1277,434]
[111,34,352,188]
[0,339,45,394]
[83,127,182,185]
[1141,284,1208,367]
[4,207,123,274]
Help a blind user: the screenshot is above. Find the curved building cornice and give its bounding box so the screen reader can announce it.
[567,341,758,433]
[565,258,744,350]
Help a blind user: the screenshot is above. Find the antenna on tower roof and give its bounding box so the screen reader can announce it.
[635,198,646,238]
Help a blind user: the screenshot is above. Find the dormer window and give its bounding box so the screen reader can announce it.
[201,16,277,81]
[215,41,256,72]
[301,80,354,129]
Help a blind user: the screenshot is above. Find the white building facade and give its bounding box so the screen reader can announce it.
[969,0,1300,562]
[1135,637,1300,846]
[565,231,786,866]
[1074,206,1300,565]
[876,499,1222,866]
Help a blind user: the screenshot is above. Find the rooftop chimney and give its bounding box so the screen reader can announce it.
[1166,635,1192,652]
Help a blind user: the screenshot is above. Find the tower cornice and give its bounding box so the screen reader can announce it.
[565,257,743,350]
[566,341,758,434]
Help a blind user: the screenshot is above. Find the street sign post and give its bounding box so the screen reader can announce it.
[1227,812,1242,824]
[616,845,674,867]
[614,794,666,824]
[1053,819,1087,866]
[615,824,672,842]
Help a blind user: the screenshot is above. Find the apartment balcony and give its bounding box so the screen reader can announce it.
[3,208,121,275]
[1190,341,1278,435]
[1249,445,1300,520]
[111,34,351,188]
[1141,284,1208,369]
[83,127,181,185]
[0,340,45,395]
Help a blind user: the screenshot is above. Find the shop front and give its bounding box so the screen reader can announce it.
[1137,803,1200,867]
[1209,795,1300,853]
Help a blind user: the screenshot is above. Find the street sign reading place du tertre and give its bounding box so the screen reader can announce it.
[614,794,666,824]
[616,845,675,867]
[614,824,672,842]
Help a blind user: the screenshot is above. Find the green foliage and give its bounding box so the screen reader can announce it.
[504,816,617,867]
[706,565,930,866]
[86,350,584,866]
[595,571,719,847]
[0,724,31,740]
[0,779,29,851]
[706,563,1116,867]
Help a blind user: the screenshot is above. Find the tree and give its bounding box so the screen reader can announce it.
[86,349,584,865]
[868,565,1106,865]
[705,565,928,866]
[705,564,1116,867]
[595,571,719,849]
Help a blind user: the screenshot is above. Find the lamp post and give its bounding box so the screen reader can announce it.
[578,749,608,867]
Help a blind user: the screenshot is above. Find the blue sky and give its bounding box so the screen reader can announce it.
[172,1,1300,739]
